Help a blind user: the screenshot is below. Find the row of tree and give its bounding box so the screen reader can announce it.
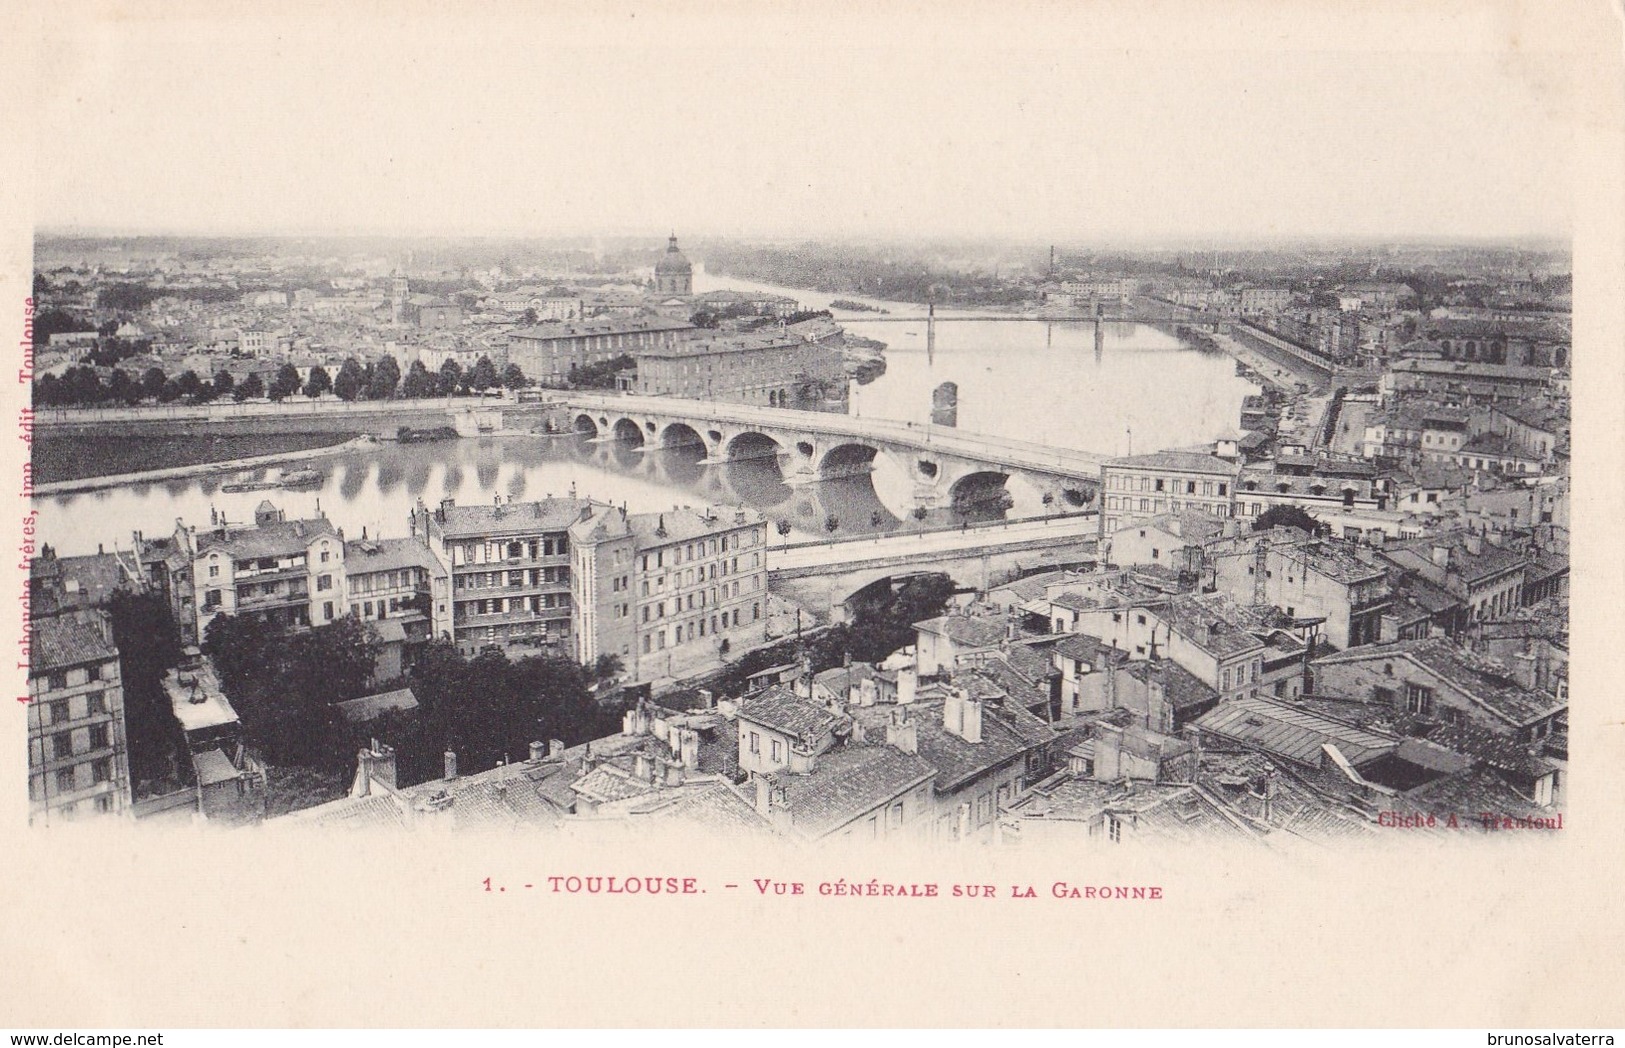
[33,354,530,407]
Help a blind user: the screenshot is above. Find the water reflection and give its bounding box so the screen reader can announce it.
[36,317,1255,557]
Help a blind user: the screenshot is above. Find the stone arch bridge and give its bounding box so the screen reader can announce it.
[561,393,1103,514]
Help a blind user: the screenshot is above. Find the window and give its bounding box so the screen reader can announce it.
[209,564,220,578]
[95,795,113,814]
[89,724,109,750]
[749,732,760,754]
[56,768,75,793]
[87,692,106,715]
[52,733,73,760]
[321,549,331,563]
[770,739,783,762]
[47,700,68,725]
[317,575,333,591]
[92,757,111,783]
[1405,683,1435,716]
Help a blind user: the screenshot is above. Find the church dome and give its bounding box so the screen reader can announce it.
[654,234,693,296]
[655,234,692,275]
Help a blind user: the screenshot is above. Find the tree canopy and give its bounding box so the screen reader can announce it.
[1252,504,1325,535]
[332,357,366,401]
[303,365,333,399]
[269,363,301,401]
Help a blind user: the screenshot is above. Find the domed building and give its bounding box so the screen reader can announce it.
[654,233,693,297]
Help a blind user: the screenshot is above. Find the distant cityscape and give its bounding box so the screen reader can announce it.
[24,232,1569,843]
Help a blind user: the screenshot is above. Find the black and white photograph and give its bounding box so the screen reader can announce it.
[3,0,1622,1034]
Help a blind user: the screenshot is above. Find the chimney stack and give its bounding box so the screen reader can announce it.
[897,666,917,705]
[1430,545,1451,569]
[1147,670,1171,734]
[1094,723,1124,782]
[944,686,983,744]
[549,739,565,758]
[444,749,458,780]
[887,706,918,755]
[528,741,546,763]
[1510,652,1540,693]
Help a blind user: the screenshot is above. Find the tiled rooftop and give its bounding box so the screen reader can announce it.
[766,744,935,839]
[434,497,598,540]
[737,685,846,747]
[1195,694,1399,769]
[32,608,118,674]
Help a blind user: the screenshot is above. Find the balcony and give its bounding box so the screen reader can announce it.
[453,551,571,571]
[453,606,572,627]
[231,562,306,582]
[453,579,572,601]
[235,589,309,611]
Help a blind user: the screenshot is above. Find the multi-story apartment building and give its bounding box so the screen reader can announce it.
[178,501,347,643]
[344,536,438,641]
[631,331,846,409]
[1206,533,1391,649]
[413,497,590,656]
[570,504,770,681]
[1233,454,1393,523]
[27,609,131,824]
[506,317,696,384]
[1099,451,1240,537]
[1238,287,1292,314]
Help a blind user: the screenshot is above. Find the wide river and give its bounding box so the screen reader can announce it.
[36,267,1257,557]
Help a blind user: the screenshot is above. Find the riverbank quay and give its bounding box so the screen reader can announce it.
[34,435,377,496]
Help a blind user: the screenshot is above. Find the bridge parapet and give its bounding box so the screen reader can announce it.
[561,393,1106,482]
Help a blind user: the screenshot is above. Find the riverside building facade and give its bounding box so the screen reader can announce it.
[413,497,592,657]
[570,504,770,682]
[631,331,846,408]
[1099,451,1241,538]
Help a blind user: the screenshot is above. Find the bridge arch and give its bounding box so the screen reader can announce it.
[573,413,599,437]
[611,418,645,446]
[818,442,880,479]
[948,470,1014,517]
[725,430,785,465]
[659,421,707,451]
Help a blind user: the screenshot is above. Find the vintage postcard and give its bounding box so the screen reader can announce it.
[1,0,1622,1031]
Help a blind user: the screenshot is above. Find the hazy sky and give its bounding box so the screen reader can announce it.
[28,3,1588,243]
